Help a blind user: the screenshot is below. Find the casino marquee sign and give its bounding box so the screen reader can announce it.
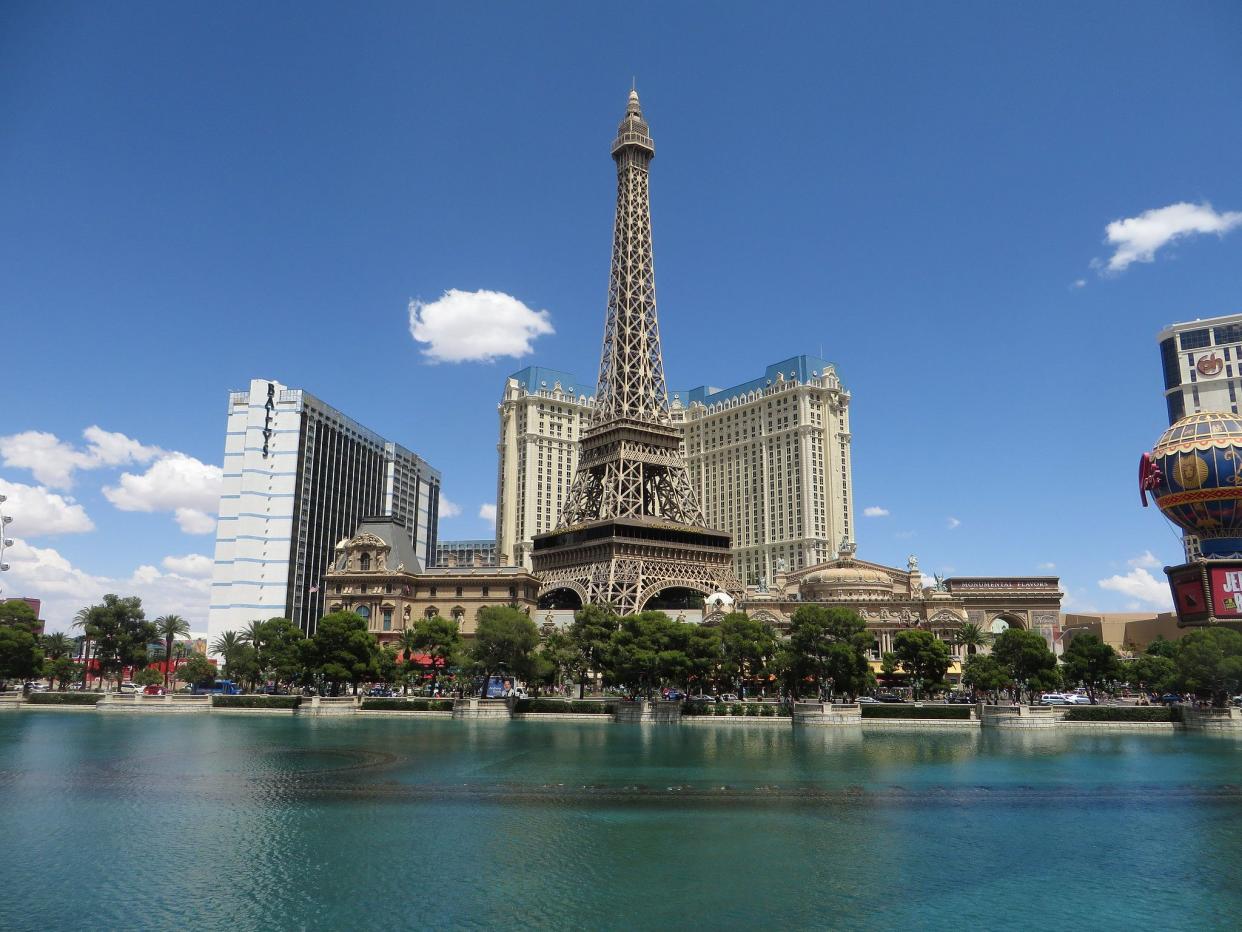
[1166,561,1242,627]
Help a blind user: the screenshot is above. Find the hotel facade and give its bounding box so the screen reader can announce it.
[207,379,441,643]
[495,355,853,585]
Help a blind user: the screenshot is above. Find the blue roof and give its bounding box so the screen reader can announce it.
[685,355,840,406]
[508,366,594,397]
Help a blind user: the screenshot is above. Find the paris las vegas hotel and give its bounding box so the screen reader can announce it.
[495,354,853,587]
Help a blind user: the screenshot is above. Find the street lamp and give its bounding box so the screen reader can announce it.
[0,494,13,589]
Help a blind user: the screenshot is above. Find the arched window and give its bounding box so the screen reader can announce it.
[425,606,439,619]
[452,606,465,622]
[357,605,371,621]
[360,553,371,571]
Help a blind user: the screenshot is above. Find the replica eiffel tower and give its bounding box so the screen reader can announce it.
[531,90,743,614]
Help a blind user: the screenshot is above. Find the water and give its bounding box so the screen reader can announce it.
[2,715,1241,931]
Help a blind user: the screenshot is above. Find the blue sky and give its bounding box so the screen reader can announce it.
[2,1,1241,629]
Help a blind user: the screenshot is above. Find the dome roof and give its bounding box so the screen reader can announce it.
[1153,411,1242,455]
[804,565,891,590]
[1146,412,1242,557]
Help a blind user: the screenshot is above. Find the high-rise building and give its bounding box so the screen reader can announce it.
[208,379,440,643]
[683,355,853,585]
[530,90,742,613]
[495,367,594,567]
[496,357,854,584]
[1158,312,1242,424]
[436,538,499,568]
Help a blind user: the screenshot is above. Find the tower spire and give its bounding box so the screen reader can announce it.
[531,90,742,614]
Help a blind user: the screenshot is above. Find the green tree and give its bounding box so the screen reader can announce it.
[1060,633,1120,703]
[893,629,952,699]
[312,611,381,695]
[398,626,420,694]
[685,624,723,694]
[990,628,1058,702]
[0,627,42,685]
[0,599,40,634]
[471,607,539,695]
[1145,636,1178,659]
[82,595,155,689]
[718,612,777,696]
[568,604,620,697]
[537,629,583,693]
[178,655,218,689]
[245,618,310,687]
[962,654,1009,699]
[411,615,464,695]
[154,614,191,688]
[601,611,682,698]
[133,667,164,687]
[1126,653,1177,696]
[1173,627,1242,706]
[42,655,78,690]
[71,607,98,688]
[786,605,872,699]
[954,622,991,657]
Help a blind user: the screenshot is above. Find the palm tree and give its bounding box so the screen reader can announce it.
[41,632,72,659]
[155,615,191,687]
[210,631,244,680]
[71,607,96,690]
[955,622,991,657]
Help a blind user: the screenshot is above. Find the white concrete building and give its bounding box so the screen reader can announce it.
[495,355,853,585]
[1159,312,1242,423]
[208,379,440,644]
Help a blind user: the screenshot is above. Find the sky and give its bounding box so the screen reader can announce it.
[2,1,1241,631]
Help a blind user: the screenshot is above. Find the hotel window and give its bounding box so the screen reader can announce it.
[382,610,392,631]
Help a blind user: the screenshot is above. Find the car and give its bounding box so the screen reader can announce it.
[1160,693,1184,705]
[857,696,879,704]
[367,687,395,698]
[718,694,739,702]
[876,695,905,703]
[947,693,975,704]
[143,685,166,696]
[1066,695,1092,705]
[118,682,142,694]
[1038,693,1072,705]
[687,694,717,703]
[664,690,684,701]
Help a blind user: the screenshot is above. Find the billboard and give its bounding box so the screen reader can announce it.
[1209,566,1242,618]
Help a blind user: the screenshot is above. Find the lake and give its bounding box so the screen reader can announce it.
[1,714,1240,930]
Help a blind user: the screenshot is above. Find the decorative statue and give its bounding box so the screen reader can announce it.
[758,576,768,593]
[933,573,946,591]
[775,557,786,573]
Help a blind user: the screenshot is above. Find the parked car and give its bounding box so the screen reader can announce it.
[857,696,879,704]
[1066,694,1092,705]
[1038,693,1071,705]
[1160,693,1184,705]
[947,693,974,704]
[143,685,165,696]
[664,690,685,701]
[718,694,739,702]
[688,694,717,703]
[367,686,395,698]
[876,695,905,703]
[118,682,142,694]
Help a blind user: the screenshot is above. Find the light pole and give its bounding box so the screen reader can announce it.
[0,493,13,597]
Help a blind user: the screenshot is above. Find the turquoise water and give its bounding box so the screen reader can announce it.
[2,715,1242,931]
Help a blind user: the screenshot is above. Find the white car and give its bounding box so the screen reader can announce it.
[1038,693,1072,705]
[1066,694,1092,705]
[118,682,142,694]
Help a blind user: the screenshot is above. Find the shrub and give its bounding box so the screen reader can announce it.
[776,704,792,717]
[211,695,301,709]
[1063,706,1174,723]
[760,703,776,717]
[512,698,609,714]
[713,703,729,716]
[860,704,972,720]
[681,700,712,716]
[744,702,760,716]
[26,692,103,705]
[361,698,452,712]
[729,703,745,716]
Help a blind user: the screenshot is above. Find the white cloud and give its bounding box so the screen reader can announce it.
[1101,201,1242,273]
[1127,550,1162,569]
[0,479,94,536]
[946,517,961,529]
[3,538,210,632]
[439,496,462,518]
[408,289,554,363]
[863,506,889,517]
[102,452,223,534]
[1071,279,1087,289]
[1038,561,1056,570]
[0,426,160,489]
[161,553,214,579]
[1098,567,1171,609]
[479,503,497,524]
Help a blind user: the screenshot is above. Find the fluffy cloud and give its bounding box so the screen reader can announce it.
[863,506,889,517]
[0,426,160,489]
[1128,550,1162,569]
[1038,562,1056,570]
[161,553,214,579]
[408,289,554,363]
[1101,201,1242,273]
[3,538,211,631]
[1098,567,1171,609]
[439,496,462,518]
[946,517,961,529]
[479,503,497,524]
[0,479,94,536]
[102,452,223,534]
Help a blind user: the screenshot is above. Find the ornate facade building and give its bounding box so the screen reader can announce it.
[725,545,1064,672]
[323,517,538,645]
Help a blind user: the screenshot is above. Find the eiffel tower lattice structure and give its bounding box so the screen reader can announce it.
[531,90,743,615]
